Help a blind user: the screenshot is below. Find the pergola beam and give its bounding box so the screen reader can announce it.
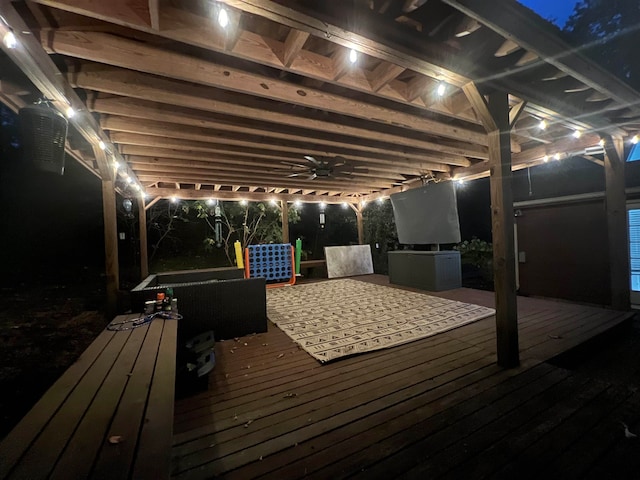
[45,30,489,146]
[145,187,358,204]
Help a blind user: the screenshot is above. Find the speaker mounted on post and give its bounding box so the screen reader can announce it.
[19,100,68,175]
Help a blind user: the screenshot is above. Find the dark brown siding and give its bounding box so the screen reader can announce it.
[516,200,611,305]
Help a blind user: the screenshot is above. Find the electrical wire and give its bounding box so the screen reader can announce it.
[107,311,182,331]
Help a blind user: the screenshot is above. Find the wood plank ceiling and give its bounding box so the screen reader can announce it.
[2,0,639,203]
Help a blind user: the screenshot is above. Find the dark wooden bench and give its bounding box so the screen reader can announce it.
[299,259,327,277]
[0,314,177,480]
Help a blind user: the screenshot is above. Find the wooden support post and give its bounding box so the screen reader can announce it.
[603,135,630,310]
[281,200,290,244]
[348,203,365,245]
[487,91,519,368]
[101,179,119,315]
[356,209,364,245]
[137,196,149,279]
[463,83,519,368]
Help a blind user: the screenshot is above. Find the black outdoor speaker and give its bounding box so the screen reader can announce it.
[19,103,68,175]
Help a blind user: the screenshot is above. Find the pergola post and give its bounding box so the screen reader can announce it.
[463,84,519,368]
[101,179,120,315]
[356,209,364,245]
[94,147,119,315]
[281,200,290,244]
[137,196,149,279]
[603,135,630,310]
[348,203,365,245]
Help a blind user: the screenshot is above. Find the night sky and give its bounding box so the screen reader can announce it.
[517,0,581,28]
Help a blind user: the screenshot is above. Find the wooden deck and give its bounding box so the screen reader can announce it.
[171,276,636,479]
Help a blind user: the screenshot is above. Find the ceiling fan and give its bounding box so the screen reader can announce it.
[278,155,368,180]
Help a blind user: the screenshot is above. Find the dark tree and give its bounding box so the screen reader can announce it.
[564,0,640,90]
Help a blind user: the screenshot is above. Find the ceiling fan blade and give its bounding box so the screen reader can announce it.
[330,156,348,167]
[304,155,321,165]
[287,173,306,177]
[280,161,310,169]
[331,172,354,179]
[309,173,317,180]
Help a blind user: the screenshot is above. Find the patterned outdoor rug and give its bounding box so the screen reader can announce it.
[267,279,495,363]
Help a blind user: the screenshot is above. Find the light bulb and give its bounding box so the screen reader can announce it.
[319,201,326,210]
[437,82,446,97]
[573,129,582,138]
[98,140,106,150]
[632,135,639,145]
[218,8,229,28]
[554,153,561,161]
[294,200,302,208]
[342,202,348,209]
[543,155,549,163]
[539,120,547,130]
[206,198,214,206]
[349,48,357,64]
[457,178,465,185]
[171,196,177,203]
[65,106,75,118]
[3,31,17,49]
[240,199,247,206]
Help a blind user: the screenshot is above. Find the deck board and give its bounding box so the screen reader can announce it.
[171,275,635,479]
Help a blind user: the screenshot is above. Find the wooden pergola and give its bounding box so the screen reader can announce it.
[1,0,637,367]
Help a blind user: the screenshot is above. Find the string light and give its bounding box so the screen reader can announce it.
[239,199,248,206]
[538,120,547,130]
[294,200,302,208]
[457,178,465,185]
[437,82,446,97]
[218,8,229,28]
[3,31,17,49]
[554,153,561,161]
[349,48,358,64]
[319,201,326,210]
[632,135,639,145]
[342,202,349,209]
[543,155,549,163]
[113,160,120,170]
[171,196,178,203]
[573,129,582,138]
[378,197,385,204]
[65,106,76,118]
[270,199,278,206]
[599,139,605,147]
[98,140,106,150]
[206,198,214,206]
[360,200,367,208]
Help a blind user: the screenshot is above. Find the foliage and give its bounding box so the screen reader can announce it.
[147,200,191,263]
[193,200,300,266]
[564,1,640,90]
[454,237,493,272]
[363,201,399,274]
